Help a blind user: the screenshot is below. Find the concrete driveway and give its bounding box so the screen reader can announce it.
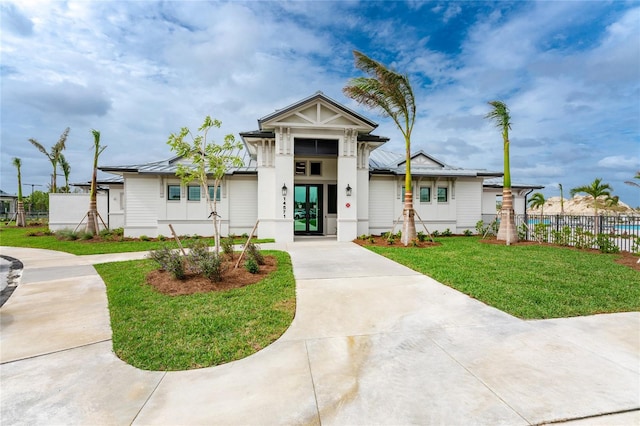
[0,242,638,425]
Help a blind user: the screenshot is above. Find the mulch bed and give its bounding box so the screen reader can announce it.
[352,235,441,248]
[146,255,277,296]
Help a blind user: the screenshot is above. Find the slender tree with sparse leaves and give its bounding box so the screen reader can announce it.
[485,100,518,244]
[12,157,26,227]
[344,50,417,245]
[59,153,71,193]
[28,127,69,193]
[167,116,244,253]
[87,129,107,235]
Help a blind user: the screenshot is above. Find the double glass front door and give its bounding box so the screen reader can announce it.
[294,184,322,234]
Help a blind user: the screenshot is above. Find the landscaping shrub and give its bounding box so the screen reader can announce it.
[552,226,572,246]
[463,229,473,237]
[247,242,265,265]
[245,257,259,274]
[220,238,234,259]
[442,228,452,237]
[533,223,549,243]
[112,227,124,237]
[157,234,166,241]
[79,231,94,240]
[199,251,226,282]
[56,229,78,241]
[573,227,595,249]
[596,233,620,254]
[417,231,427,242]
[148,245,185,280]
[140,235,150,241]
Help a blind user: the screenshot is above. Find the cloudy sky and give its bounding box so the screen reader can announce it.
[1,0,639,205]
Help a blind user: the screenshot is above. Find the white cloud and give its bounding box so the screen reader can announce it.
[597,156,639,169]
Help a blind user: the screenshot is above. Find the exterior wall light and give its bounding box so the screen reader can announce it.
[346,184,352,196]
[282,183,288,196]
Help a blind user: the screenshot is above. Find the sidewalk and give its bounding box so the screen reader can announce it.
[0,242,638,425]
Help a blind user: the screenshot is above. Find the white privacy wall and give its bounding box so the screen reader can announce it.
[49,193,109,231]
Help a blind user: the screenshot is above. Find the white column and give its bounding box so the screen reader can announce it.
[273,128,294,242]
[337,129,358,241]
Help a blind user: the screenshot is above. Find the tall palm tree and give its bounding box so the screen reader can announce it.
[29,127,70,193]
[59,153,71,193]
[12,157,26,227]
[87,129,107,235]
[485,100,517,244]
[343,50,417,245]
[528,192,546,218]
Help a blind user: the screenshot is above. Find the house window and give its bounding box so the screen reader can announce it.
[207,186,221,201]
[310,162,322,176]
[419,186,431,203]
[295,161,306,175]
[168,185,181,200]
[187,186,201,201]
[437,186,448,203]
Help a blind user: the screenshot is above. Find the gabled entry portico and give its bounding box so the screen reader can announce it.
[241,92,388,243]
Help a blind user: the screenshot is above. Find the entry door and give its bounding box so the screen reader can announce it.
[294,184,323,234]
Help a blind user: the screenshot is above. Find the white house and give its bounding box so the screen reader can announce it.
[98,92,541,241]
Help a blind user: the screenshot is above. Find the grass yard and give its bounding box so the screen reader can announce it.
[94,250,295,371]
[0,225,273,255]
[367,237,640,319]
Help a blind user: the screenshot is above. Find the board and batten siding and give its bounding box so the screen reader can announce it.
[369,177,395,233]
[125,176,158,228]
[229,178,258,233]
[455,179,482,230]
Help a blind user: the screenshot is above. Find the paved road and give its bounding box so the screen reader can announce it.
[0,243,638,425]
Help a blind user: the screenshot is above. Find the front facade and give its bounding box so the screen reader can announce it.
[99,92,538,241]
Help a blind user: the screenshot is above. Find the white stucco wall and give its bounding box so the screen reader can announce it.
[49,193,109,231]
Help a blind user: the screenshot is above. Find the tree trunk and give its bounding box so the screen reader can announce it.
[400,191,417,246]
[16,201,26,227]
[86,200,99,235]
[497,188,518,244]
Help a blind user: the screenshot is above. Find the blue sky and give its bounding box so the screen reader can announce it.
[1,0,639,206]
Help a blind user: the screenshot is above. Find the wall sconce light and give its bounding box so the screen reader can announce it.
[346,184,352,197]
[282,183,288,197]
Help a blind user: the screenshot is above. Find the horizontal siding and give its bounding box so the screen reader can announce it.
[229,178,258,228]
[125,177,158,227]
[456,180,481,227]
[369,178,395,228]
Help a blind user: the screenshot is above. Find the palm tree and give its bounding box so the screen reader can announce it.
[12,158,26,227]
[625,171,640,189]
[570,178,613,216]
[528,192,546,218]
[87,129,107,235]
[59,154,71,193]
[343,50,417,245]
[29,127,70,193]
[485,100,517,244]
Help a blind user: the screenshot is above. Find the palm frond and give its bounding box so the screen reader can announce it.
[28,138,51,158]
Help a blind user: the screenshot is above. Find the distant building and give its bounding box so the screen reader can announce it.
[0,190,17,218]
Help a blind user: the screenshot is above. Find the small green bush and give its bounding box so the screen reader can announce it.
[148,245,185,280]
[221,238,234,259]
[431,230,440,237]
[56,229,78,241]
[442,228,452,237]
[79,231,94,240]
[463,229,473,237]
[245,257,259,274]
[99,229,112,239]
[157,234,166,241]
[596,234,620,254]
[417,231,427,242]
[140,235,150,241]
[241,233,249,239]
[247,242,265,265]
[112,227,124,237]
[410,238,420,247]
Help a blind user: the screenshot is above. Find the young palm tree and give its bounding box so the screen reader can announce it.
[528,192,546,218]
[59,154,71,193]
[571,178,613,233]
[570,178,613,216]
[28,127,70,193]
[87,129,107,235]
[343,50,417,245]
[485,101,517,244]
[12,157,26,227]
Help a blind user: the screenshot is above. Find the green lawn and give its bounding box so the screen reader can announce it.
[0,226,273,255]
[95,250,295,371]
[367,237,640,319]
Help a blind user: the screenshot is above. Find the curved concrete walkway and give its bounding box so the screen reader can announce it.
[0,242,638,425]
